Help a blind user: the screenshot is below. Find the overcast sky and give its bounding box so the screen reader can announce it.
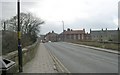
[0,0,120,34]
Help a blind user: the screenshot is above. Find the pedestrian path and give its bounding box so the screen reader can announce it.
[23,43,56,73]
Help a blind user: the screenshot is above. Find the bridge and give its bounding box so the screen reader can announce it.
[0,40,119,74]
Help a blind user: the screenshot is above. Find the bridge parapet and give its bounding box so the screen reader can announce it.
[2,39,39,73]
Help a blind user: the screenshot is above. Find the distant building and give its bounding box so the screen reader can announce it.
[84,32,91,40]
[90,28,119,42]
[40,35,45,42]
[41,28,120,43]
[58,28,89,41]
[40,35,45,40]
[45,31,58,42]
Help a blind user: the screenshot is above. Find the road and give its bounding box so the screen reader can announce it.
[44,42,118,73]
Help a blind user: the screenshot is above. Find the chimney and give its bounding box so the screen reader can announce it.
[52,31,54,33]
[83,28,85,32]
[90,29,91,33]
[102,28,103,31]
[67,28,70,31]
[106,28,107,31]
[118,27,119,31]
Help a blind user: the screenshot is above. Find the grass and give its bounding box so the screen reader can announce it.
[70,40,119,51]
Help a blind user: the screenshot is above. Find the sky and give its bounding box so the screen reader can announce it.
[0,0,120,34]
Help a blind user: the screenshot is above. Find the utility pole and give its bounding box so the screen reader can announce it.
[3,22,6,35]
[3,22,6,31]
[17,0,23,72]
[62,21,64,41]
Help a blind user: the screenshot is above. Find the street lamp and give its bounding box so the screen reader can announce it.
[62,21,64,41]
[17,0,23,72]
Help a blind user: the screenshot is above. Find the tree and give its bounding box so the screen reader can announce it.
[1,13,44,55]
[1,12,44,41]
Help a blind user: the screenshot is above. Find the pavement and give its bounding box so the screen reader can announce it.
[23,43,57,73]
[44,42,118,73]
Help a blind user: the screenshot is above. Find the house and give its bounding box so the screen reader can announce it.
[45,31,58,42]
[58,28,88,41]
[40,35,45,42]
[84,32,91,40]
[90,28,119,42]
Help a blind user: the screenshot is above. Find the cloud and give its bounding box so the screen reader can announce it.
[38,0,119,34]
[1,0,119,34]
[1,2,16,19]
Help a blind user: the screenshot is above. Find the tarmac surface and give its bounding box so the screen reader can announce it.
[44,42,118,73]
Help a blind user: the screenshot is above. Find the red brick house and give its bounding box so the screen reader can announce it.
[58,28,87,41]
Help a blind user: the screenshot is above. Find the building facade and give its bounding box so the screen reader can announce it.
[90,28,119,42]
[45,31,58,42]
[41,28,119,43]
[58,28,89,41]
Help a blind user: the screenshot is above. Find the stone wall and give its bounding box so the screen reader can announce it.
[2,39,39,73]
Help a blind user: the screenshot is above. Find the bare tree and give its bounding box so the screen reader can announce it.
[1,13,44,55]
[2,12,44,41]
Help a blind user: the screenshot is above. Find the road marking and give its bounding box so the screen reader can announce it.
[52,53,71,73]
[45,44,71,73]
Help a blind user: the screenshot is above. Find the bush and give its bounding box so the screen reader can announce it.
[2,30,37,55]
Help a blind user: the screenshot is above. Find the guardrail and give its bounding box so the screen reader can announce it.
[2,39,40,73]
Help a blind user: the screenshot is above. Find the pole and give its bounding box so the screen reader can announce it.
[62,21,64,41]
[4,22,6,31]
[17,0,23,72]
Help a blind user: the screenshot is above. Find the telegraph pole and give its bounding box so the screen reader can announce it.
[17,0,23,72]
[62,21,64,41]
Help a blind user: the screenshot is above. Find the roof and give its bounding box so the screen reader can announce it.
[91,30,118,33]
[62,30,85,35]
[45,31,58,37]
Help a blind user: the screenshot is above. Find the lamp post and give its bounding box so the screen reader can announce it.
[3,22,6,31]
[17,0,23,72]
[62,21,64,41]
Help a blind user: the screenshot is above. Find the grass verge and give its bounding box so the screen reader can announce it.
[70,40,119,51]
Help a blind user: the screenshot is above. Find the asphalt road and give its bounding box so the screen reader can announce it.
[44,42,118,73]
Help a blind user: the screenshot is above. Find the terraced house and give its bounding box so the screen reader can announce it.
[90,28,119,42]
[45,31,58,42]
[58,28,90,41]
